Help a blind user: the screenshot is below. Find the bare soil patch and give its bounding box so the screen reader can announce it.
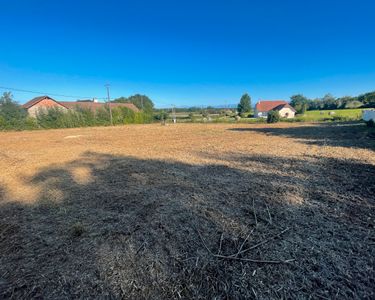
[0,123,374,299]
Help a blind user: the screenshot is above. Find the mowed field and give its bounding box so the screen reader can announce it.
[0,123,374,299]
[302,108,364,121]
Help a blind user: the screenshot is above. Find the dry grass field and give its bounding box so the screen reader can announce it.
[0,123,374,299]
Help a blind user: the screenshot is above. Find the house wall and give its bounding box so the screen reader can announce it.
[255,108,295,118]
[27,99,67,118]
[363,110,375,122]
[278,107,295,118]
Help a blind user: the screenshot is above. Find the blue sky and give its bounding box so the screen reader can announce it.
[0,0,374,107]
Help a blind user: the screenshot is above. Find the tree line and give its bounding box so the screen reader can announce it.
[290,91,375,114]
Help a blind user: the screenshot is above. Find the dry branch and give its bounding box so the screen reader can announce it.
[235,228,255,258]
[232,227,291,257]
[217,232,224,255]
[214,254,295,264]
[265,201,272,224]
[252,199,258,226]
[198,228,294,265]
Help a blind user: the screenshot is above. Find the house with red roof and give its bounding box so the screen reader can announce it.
[254,100,296,118]
[23,96,69,117]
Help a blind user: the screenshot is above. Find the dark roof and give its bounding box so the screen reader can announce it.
[23,96,68,109]
[255,100,288,112]
[273,103,297,112]
[59,101,140,112]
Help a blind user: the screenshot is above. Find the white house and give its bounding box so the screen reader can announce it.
[363,109,375,122]
[254,100,296,118]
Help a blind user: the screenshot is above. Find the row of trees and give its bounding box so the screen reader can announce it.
[113,94,154,114]
[236,91,375,117]
[0,92,154,130]
[290,91,375,114]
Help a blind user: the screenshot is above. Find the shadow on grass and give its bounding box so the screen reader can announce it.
[229,122,375,150]
[0,152,374,299]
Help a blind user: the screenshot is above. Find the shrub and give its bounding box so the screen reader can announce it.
[96,107,111,125]
[75,107,96,126]
[331,115,352,122]
[188,112,195,122]
[71,222,85,237]
[366,119,375,127]
[0,116,6,129]
[267,110,280,123]
[0,92,31,130]
[24,117,39,130]
[154,111,169,121]
[36,107,66,128]
[134,112,144,124]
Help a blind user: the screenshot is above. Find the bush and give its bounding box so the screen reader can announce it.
[188,112,196,122]
[0,92,32,130]
[134,112,144,124]
[71,222,85,237]
[96,107,111,126]
[331,115,353,122]
[154,111,169,121]
[35,106,154,129]
[75,107,96,126]
[267,110,280,123]
[366,119,375,127]
[36,107,65,129]
[24,117,39,130]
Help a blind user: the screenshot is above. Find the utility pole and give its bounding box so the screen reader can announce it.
[105,84,113,126]
[172,105,176,123]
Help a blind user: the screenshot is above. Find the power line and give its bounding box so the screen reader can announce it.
[0,85,105,100]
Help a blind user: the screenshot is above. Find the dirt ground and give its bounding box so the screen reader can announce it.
[0,122,374,299]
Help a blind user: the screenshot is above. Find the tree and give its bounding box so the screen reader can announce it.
[344,100,363,109]
[358,91,375,108]
[290,94,309,114]
[267,110,280,123]
[0,92,27,123]
[237,93,251,114]
[113,94,154,113]
[321,93,337,110]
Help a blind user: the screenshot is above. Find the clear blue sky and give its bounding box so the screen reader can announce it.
[0,0,374,107]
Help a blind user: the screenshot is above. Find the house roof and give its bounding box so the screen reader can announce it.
[273,103,297,112]
[255,100,288,112]
[59,101,140,112]
[23,96,68,109]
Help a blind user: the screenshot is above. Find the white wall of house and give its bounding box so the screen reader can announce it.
[254,108,295,118]
[363,110,375,122]
[278,107,296,118]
